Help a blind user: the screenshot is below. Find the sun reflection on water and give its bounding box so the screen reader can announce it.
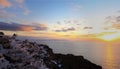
[104,45,116,69]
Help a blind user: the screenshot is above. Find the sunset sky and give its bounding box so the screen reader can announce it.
[0,0,120,41]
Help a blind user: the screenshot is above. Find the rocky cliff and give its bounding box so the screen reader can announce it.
[0,32,102,69]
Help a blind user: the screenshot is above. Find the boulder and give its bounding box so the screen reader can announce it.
[0,32,4,36]
[54,54,102,69]
[0,32,4,44]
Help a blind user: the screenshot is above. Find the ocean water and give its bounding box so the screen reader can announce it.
[18,37,120,69]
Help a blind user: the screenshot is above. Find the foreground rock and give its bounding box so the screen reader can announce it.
[54,54,102,69]
[0,32,102,69]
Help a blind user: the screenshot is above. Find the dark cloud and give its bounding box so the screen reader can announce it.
[56,21,61,25]
[34,24,48,30]
[83,26,93,29]
[0,22,23,31]
[104,15,120,30]
[118,10,120,13]
[67,27,75,30]
[116,16,120,22]
[0,22,47,31]
[54,27,75,32]
[105,16,120,23]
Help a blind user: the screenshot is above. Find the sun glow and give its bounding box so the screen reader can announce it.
[98,33,120,41]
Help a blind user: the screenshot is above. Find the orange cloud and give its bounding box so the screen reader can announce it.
[21,26,33,32]
[39,24,47,28]
[0,0,30,16]
[112,23,120,29]
[0,0,11,8]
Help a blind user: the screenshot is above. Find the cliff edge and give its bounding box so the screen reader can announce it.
[0,32,102,69]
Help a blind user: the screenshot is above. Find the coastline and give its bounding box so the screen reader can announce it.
[0,32,102,69]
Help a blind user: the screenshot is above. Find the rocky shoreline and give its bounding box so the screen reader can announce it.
[0,32,102,69]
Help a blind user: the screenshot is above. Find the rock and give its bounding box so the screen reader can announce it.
[0,32,4,44]
[2,43,12,49]
[1,36,11,49]
[0,32,4,36]
[54,54,102,69]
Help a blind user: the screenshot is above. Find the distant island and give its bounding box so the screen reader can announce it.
[0,32,102,69]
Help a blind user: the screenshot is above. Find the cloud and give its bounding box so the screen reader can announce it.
[0,10,16,19]
[33,23,48,30]
[112,23,120,29]
[0,0,30,16]
[53,18,86,33]
[104,15,120,30]
[73,4,82,12]
[0,0,12,8]
[15,0,31,15]
[116,16,120,22]
[23,9,31,15]
[83,26,93,29]
[71,3,82,12]
[0,22,47,31]
[118,10,120,13]
[14,0,31,15]
[54,27,75,32]
[105,15,120,23]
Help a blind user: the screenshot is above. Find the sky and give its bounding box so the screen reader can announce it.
[0,0,120,41]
